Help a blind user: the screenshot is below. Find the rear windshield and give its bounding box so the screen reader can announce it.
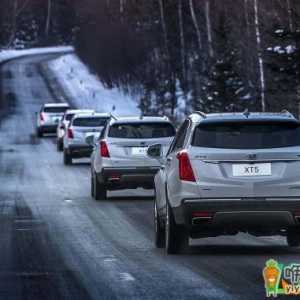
[44,106,69,113]
[65,113,75,121]
[108,123,175,139]
[72,117,109,127]
[192,121,300,149]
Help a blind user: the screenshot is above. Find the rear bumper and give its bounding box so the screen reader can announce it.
[39,124,58,133]
[100,167,160,189]
[173,198,300,233]
[68,145,93,158]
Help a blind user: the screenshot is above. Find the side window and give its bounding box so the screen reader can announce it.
[168,119,190,154]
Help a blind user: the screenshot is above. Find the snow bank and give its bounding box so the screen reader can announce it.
[0,46,73,64]
[47,54,141,116]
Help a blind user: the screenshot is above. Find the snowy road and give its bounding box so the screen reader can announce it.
[0,54,297,300]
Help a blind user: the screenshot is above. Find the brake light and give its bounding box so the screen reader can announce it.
[108,173,120,181]
[177,151,196,182]
[40,112,45,122]
[192,211,214,218]
[67,128,74,139]
[100,140,110,157]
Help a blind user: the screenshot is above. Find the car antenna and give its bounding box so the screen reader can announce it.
[281,109,293,118]
[243,109,250,118]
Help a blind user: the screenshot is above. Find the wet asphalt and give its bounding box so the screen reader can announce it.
[0,54,298,300]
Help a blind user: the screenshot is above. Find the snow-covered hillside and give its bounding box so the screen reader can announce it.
[47,54,141,116]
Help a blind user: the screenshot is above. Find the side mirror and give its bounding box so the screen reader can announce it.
[147,144,163,158]
[85,134,96,146]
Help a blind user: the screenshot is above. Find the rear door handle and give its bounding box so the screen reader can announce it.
[167,157,172,162]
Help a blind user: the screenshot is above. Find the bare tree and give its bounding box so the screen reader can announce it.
[189,0,202,52]
[243,0,252,87]
[45,0,52,37]
[158,0,168,56]
[286,0,294,32]
[254,0,266,111]
[178,0,186,81]
[6,0,18,47]
[205,0,214,58]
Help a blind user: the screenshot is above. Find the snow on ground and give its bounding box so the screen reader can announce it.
[0,46,73,64]
[47,54,141,116]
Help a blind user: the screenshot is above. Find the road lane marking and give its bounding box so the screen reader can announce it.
[14,219,43,223]
[103,258,117,263]
[119,272,135,282]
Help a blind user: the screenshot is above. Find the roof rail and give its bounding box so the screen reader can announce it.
[243,109,250,118]
[194,111,207,118]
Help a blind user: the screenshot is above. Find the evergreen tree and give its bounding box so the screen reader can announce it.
[204,16,248,113]
[265,27,300,115]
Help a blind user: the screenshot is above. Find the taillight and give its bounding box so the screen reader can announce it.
[67,128,74,139]
[100,140,110,157]
[40,112,45,122]
[192,211,214,218]
[176,151,196,182]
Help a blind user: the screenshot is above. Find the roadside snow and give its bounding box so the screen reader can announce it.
[0,46,73,64]
[47,54,141,116]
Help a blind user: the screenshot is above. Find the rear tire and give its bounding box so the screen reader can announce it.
[165,202,188,254]
[287,229,300,247]
[94,174,107,200]
[63,149,72,165]
[37,128,43,138]
[91,170,95,198]
[154,200,165,248]
[57,139,63,152]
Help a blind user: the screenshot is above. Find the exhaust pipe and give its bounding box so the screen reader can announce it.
[191,211,214,226]
[108,173,121,182]
[192,216,213,226]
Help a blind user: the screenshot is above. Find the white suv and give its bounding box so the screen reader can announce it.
[149,111,300,254]
[89,116,176,200]
[36,103,70,137]
[56,109,94,151]
[63,113,110,165]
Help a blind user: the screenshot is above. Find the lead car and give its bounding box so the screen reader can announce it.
[149,111,300,254]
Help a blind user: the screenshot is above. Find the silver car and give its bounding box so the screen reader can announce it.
[63,113,110,165]
[149,111,300,254]
[56,109,94,151]
[89,116,176,200]
[36,103,70,137]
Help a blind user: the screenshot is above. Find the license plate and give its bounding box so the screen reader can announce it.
[52,117,60,124]
[131,147,148,156]
[232,163,271,177]
[85,132,99,139]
